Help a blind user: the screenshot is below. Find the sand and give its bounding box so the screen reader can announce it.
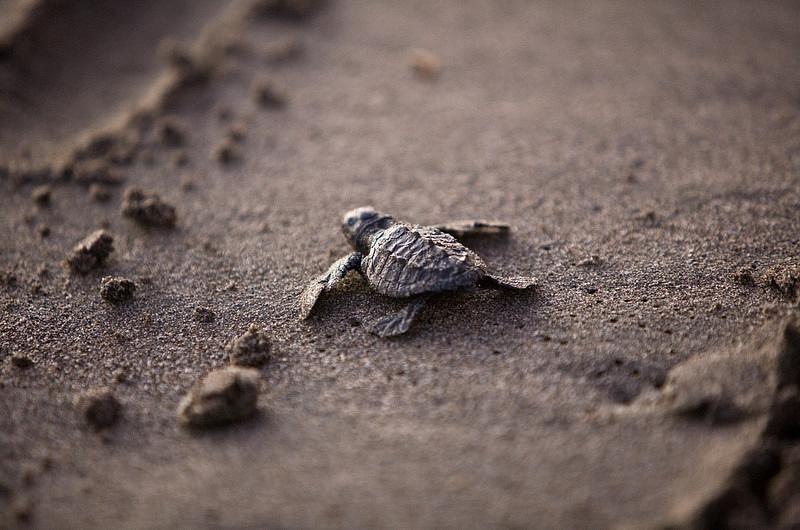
[1,0,800,528]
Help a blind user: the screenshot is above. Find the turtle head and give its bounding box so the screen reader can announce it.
[342,206,393,251]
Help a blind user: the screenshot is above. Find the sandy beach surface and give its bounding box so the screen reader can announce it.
[1,1,799,528]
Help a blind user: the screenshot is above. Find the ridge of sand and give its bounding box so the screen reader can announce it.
[0,0,243,179]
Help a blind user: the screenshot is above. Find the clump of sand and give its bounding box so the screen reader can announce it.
[100,276,137,304]
[88,183,111,202]
[31,185,51,206]
[156,117,186,147]
[177,367,260,429]
[252,79,287,108]
[193,306,216,323]
[263,36,304,63]
[409,48,441,80]
[226,324,272,367]
[121,187,177,227]
[74,388,122,430]
[212,138,240,165]
[71,160,125,186]
[65,230,114,273]
[10,353,34,369]
[763,263,800,301]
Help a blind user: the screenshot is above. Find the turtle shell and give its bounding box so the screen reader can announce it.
[361,223,487,297]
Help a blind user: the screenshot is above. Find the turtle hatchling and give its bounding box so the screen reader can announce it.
[300,206,536,337]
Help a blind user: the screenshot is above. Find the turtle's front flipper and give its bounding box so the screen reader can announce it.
[480,274,537,290]
[434,220,510,239]
[299,252,362,319]
[370,294,431,338]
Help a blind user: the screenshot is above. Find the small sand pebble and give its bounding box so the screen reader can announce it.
[20,463,38,486]
[177,367,259,429]
[65,230,114,273]
[12,495,33,522]
[732,267,756,286]
[226,324,272,367]
[88,183,111,202]
[763,263,800,300]
[0,269,17,286]
[158,38,196,72]
[31,185,51,205]
[409,48,441,80]
[214,105,233,122]
[212,139,240,165]
[74,388,122,430]
[10,353,34,369]
[112,368,128,383]
[577,255,602,267]
[100,276,136,304]
[21,208,37,224]
[253,79,287,108]
[221,37,249,57]
[40,455,54,471]
[75,132,135,166]
[121,187,177,227]
[638,210,659,227]
[225,121,247,143]
[179,175,195,191]
[157,117,186,147]
[71,160,124,186]
[172,151,189,168]
[193,306,216,323]
[263,36,304,63]
[38,225,50,238]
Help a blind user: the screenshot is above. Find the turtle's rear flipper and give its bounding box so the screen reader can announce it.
[299,252,362,319]
[435,220,510,239]
[369,295,431,338]
[480,274,537,290]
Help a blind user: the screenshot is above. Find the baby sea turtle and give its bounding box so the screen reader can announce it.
[300,207,536,337]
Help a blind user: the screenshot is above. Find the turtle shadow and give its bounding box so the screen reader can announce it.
[427,287,542,333]
[364,284,545,342]
[301,269,545,340]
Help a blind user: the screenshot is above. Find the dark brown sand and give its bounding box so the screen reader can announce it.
[1,0,800,528]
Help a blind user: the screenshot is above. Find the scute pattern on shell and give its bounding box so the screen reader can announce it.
[363,223,486,297]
